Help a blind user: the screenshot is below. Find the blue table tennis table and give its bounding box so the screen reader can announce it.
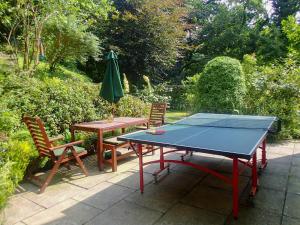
[118,113,278,219]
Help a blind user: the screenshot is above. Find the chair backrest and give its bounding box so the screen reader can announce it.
[149,103,167,127]
[23,116,52,157]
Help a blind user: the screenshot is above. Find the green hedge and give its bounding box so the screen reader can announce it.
[0,68,151,211]
[195,56,246,113]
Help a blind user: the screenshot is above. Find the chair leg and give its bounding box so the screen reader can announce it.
[39,151,66,193]
[70,147,88,176]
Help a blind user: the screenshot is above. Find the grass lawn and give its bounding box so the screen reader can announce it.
[165,110,190,123]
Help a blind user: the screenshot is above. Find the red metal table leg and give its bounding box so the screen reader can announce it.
[232,157,239,219]
[160,147,164,170]
[261,139,267,169]
[138,144,144,193]
[250,152,258,196]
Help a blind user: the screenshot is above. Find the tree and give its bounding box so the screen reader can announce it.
[105,0,186,84]
[0,0,114,72]
[271,0,300,27]
[181,0,267,76]
[256,24,287,62]
[44,16,100,71]
[282,16,300,56]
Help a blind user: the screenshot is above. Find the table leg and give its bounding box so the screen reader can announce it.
[138,144,144,193]
[97,130,104,171]
[250,152,258,196]
[160,147,164,170]
[122,128,125,134]
[232,157,239,219]
[261,139,267,169]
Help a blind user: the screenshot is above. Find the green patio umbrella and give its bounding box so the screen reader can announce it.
[100,50,124,105]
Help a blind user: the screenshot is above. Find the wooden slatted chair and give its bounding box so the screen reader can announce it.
[23,116,88,193]
[136,102,167,130]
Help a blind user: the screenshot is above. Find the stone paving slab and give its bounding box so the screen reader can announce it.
[73,181,134,210]
[181,185,233,215]
[107,170,153,190]
[263,161,291,176]
[268,146,294,156]
[290,166,300,179]
[86,200,162,225]
[22,182,85,208]
[269,141,296,149]
[252,187,285,214]
[267,153,292,165]
[287,176,300,194]
[22,199,101,225]
[259,173,288,191]
[125,181,195,213]
[3,196,44,225]
[284,193,300,219]
[227,206,281,225]
[282,216,300,225]
[202,173,250,193]
[63,168,118,189]
[154,203,226,225]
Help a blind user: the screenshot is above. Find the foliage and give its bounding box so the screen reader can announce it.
[116,95,149,117]
[1,71,110,135]
[0,0,114,71]
[242,54,300,138]
[194,56,246,113]
[104,0,186,84]
[182,73,201,111]
[134,83,171,105]
[44,15,100,71]
[256,24,287,62]
[282,16,300,56]
[0,139,36,210]
[0,161,15,210]
[271,0,300,26]
[182,0,267,76]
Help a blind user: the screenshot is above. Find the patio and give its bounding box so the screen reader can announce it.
[3,140,300,225]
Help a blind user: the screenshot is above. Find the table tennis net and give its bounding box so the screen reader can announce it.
[175,117,276,130]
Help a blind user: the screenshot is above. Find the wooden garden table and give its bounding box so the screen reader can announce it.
[71,117,148,170]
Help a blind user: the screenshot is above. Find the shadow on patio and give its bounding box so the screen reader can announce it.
[3,140,300,225]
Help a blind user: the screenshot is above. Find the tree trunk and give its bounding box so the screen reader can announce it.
[23,18,30,70]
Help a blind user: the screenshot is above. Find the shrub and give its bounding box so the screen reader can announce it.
[134,83,171,105]
[0,140,36,210]
[194,56,246,113]
[242,55,300,139]
[0,161,15,210]
[2,74,109,135]
[116,95,150,117]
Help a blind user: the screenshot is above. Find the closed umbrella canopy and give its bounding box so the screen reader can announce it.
[100,50,124,103]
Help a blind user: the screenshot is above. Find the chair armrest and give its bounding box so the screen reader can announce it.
[49,135,64,143]
[50,140,84,150]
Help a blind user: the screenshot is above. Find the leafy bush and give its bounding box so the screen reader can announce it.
[116,95,150,117]
[0,161,15,210]
[2,74,110,135]
[0,140,36,210]
[194,56,246,113]
[242,55,300,139]
[134,83,171,105]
